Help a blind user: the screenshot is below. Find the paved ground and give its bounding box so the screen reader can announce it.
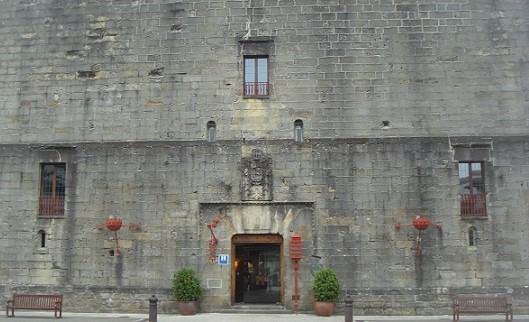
[0,312,526,322]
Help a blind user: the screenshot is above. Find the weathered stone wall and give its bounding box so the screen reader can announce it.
[1,138,529,314]
[1,0,529,316]
[0,1,528,142]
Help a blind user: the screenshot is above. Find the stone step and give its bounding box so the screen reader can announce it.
[221,303,291,314]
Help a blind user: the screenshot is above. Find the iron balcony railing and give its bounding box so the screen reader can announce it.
[460,193,486,216]
[244,82,269,97]
[39,195,65,217]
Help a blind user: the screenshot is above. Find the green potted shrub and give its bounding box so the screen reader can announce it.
[312,268,341,316]
[172,268,202,315]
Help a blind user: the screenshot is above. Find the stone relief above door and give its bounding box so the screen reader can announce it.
[241,149,272,201]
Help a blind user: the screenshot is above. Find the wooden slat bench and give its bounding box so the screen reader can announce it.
[6,294,63,318]
[452,296,513,321]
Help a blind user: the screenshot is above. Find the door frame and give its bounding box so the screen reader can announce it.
[231,234,284,305]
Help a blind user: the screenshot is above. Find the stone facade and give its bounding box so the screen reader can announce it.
[1,0,529,316]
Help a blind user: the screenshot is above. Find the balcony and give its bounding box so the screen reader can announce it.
[244,82,269,97]
[460,193,486,217]
[39,195,65,217]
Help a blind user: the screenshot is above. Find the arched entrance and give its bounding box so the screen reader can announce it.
[231,234,283,305]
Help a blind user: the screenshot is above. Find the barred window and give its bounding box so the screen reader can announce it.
[39,163,66,217]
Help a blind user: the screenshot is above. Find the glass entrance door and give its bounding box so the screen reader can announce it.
[234,244,281,304]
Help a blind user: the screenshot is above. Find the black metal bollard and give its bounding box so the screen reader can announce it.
[344,293,353,322]
[149,294,158,322]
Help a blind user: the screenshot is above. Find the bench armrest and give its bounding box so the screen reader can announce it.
[6,300,13,304]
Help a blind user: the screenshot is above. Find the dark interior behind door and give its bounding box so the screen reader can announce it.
[235,244,280,304]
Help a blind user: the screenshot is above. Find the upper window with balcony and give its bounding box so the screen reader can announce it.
[458,162,486,217]
[244,56,269,97]
[39,163,66,217]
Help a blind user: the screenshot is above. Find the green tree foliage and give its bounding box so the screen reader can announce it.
[312,268,340,302]
[172,268,202,302]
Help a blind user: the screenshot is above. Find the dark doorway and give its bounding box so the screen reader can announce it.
[235,244,281,303]
[231,234,283,305]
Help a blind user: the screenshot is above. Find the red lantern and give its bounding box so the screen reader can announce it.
[290,233,303,261]
[412,217,431,230]
[290,233,302,314]
[395,216,441,256]
[106,218,123,231]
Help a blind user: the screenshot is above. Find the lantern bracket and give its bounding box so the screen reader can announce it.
[207,208,224,263]
[96,217,142,255]
[394,216,441,256]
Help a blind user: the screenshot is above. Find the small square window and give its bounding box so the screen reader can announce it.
[244,56,269,97]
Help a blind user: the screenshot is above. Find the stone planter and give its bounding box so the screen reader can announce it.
[313,301,335,316]
[176,300,199,315]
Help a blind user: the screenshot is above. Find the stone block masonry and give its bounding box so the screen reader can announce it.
[0,0,529,315]
[0,1,527,143]
[1,137,528,313]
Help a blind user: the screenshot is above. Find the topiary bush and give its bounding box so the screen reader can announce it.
[172,268,202,302]
[312,268,340,303]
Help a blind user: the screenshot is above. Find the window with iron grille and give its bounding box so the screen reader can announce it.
[39,163,66,217]
[458,162,486,217]
[244,56,269,97]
